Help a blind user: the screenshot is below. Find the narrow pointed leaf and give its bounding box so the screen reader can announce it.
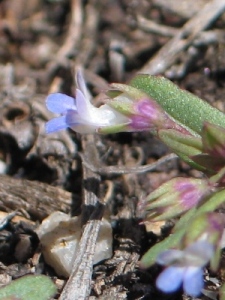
[198,188,225,214]
[159,129,205,170]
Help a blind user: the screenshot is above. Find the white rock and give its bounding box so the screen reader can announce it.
[36,211,112,277]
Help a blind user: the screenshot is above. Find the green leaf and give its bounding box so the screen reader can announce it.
[0,275,56,300]
[130,75,225,135]
[198,188,225,214]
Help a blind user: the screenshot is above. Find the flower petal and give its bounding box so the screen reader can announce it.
[75,89,92,118]
[45,116,68,133]
[75,69,90,100]
[183,267,203,297]
[157,249,183,265]
[65,109,96,133]
[75,90,118,126]
[156,266,184,293]
[65,110,80,125]
[46,93,75,114]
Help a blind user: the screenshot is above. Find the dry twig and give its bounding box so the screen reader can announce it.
[139,0,225,74]
[0,175,71,221]
[81,152,178,175]
[59,135,104,300]
[137,15,223,47]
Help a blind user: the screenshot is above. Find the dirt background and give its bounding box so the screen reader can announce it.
[0,0,225,299]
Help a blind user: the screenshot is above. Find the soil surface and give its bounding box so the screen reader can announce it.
[0,0,225,299]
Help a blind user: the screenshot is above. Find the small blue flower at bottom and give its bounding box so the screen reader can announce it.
[156,240,214,297]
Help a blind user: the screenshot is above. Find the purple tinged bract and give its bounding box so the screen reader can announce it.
[156,240,214,297]
[145,177,212,221]
[130,99,169,130]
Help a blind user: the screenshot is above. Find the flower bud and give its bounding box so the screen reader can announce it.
[145,177,213,221]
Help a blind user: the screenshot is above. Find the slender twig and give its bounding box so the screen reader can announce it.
[59,127,105,300]
[59,135,104,300]
[137,15,178,37]
[81,152,178,175]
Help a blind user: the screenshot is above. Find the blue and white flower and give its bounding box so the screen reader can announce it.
[45,70,130,134]
[156,240,214,297]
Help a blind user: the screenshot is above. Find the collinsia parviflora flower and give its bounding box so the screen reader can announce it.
[156,240,214,297]
[45,70,130,134]
[182,212,225,272]
[155,212,225,296]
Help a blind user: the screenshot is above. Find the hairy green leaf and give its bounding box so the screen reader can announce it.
[0,275,56,300]
[130,75,225,135]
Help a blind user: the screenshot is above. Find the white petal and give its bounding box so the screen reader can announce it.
[75,89,92,119]
[75,90,118,126]
[75,69,91,100]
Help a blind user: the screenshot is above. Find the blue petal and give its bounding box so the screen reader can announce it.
[45,116,68,133]
[46,93,76,114]
[156,266,184,293]
[183,267,203,297]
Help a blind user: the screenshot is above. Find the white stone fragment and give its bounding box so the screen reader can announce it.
[36,211,112,277]
[0,160,7,174]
